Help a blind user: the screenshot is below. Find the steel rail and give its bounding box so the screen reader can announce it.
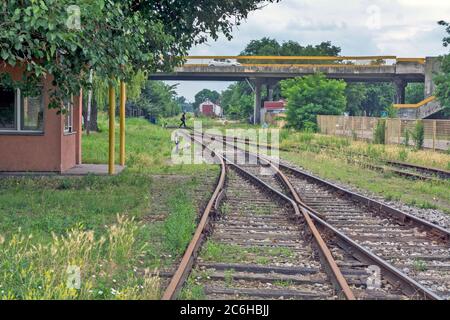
[166,131,356,300]
[255,157,356,300]
[161,139,226,300]
[202,132,450,240]
[225,161,356,300]
[385,160,450,180]
[201,131,445,299]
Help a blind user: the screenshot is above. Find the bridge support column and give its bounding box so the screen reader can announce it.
[267,83,274,101]
[254,79,262,125]
[394,78,406,104]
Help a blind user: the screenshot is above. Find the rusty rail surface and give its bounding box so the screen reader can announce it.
[261,159,356,300]
[161,135,226,300]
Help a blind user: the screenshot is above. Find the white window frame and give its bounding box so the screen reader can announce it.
[0,88,44,133]
[64,96,74,134]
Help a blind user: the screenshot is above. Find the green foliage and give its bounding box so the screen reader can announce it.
[411,121,425,150]
[345,83,367,116]
[385,104,398,118]
[135,81,181,119]
[434,54,450,115]
[404,129,410,146]
[398,149,409,162]
[221,82,254,120]
[373,119,386,145]
[345,83,395,117]
[281,73,346,130]
[239,38,341,63]
[0,0,275,111]
[434,21,450,114]
[163,190,196,256]
[405,83,425,104]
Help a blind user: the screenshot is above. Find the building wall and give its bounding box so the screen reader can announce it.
[0,64,82,172]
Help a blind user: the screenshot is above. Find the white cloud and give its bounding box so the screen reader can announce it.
[170,0,450,100]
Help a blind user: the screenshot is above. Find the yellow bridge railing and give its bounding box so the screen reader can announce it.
[182,56,426,64]
[393,96,436,109]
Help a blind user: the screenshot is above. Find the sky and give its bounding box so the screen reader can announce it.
[166,0,450,102]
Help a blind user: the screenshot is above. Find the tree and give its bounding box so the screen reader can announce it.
[281,73,347,130]
[434,21,450,114]
[239,38,341,64]
[193,89,220,112]
[175,96,193,113]
[136,81,180,120]
[0,0,277,112]
[360,83,395,117]
[221,82,254,120]
[405,83,425,104]
[345,83,367,116]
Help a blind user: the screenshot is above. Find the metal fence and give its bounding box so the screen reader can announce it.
[317,115,450,151]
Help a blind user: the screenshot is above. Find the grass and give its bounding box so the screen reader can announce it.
[413,259,427,272]
[281,149,450,214]
[200,240,295,265]
[0,215,160,299]
[0,114,220,300]
[279,130,450,171]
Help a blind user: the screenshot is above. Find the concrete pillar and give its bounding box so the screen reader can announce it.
[425,57,441,97]
[254,79,262,124]
[266,83,274,101]
[394,78,406,104]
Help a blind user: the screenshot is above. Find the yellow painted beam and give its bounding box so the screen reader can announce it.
[184,55,398,61]
[396,58,426,64]
[182,63,393,68]
[119,81,126,166]
[108,83,116,175]
[393,96,436,109]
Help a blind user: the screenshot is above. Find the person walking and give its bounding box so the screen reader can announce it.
[179,112,187,128]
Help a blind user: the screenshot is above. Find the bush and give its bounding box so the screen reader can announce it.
[411,121,425,150]
[403,129,410,146]
[373,119,386,144]
[281,73,347,130]
[398,149,409,162]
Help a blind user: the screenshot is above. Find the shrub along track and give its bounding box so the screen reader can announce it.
[204,132,450,299]
[160,132,441,300]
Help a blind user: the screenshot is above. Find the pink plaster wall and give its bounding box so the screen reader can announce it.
[0,63,82,172]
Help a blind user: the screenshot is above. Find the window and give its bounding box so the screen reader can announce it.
[0,87,44,132]
[64,97,74,133]
[0,88,15,130]
[21,93,44,131]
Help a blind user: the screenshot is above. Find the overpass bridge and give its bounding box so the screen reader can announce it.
[150,56,443,123]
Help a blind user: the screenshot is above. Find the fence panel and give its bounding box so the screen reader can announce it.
[317,115,450,151]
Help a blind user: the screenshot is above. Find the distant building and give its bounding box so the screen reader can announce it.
[262,99,287,128]
[199,99,222,117]
[263,99,286,113]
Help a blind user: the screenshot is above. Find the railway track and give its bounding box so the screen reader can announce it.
[384,160,450,181]
[203,132,450,299]
[161,131,448,300]
[205,132,449,182]
[279,163,450,299]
